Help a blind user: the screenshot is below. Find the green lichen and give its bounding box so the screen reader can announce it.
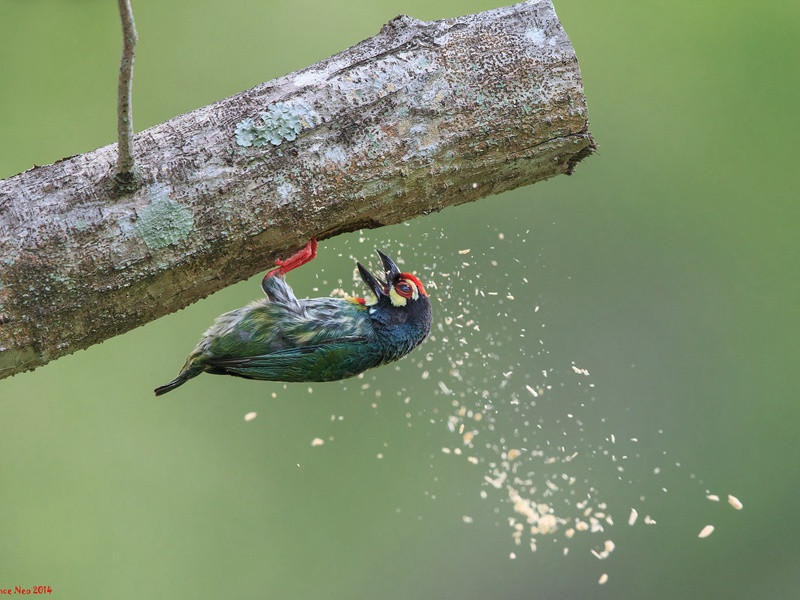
[134,184,194,249]
[235,100,321,148]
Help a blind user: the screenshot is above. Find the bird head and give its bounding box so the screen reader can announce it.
[357,250,430,311]
[357,250,432,355]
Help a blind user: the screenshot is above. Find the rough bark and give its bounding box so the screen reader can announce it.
[0,0,594,380]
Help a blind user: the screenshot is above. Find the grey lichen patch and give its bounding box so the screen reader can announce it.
[324,145,348,165]
[275,179,298,206]
[134,184,194,249]
[235,100,321,148]
[524,27,546,47]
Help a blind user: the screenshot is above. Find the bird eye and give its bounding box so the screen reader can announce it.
[396,281,413,298]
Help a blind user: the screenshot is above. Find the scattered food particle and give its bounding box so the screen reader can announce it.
[698,525,715,538]
[507,448,521,460]
[458,249,471,255]
[598,573,608,585]
[538,514,558,534]
[311,438,325,447]
[628,508,638,526]
[706,494,720,502]
[484,472,507,489]
[728,495,743,510]
[244,412,257,422]
[462,515,474,524]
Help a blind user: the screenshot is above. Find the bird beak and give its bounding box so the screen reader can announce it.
[376,250,402,285]
[357,262,387,299]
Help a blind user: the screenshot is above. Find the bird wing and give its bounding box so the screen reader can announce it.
[204,336,382,382]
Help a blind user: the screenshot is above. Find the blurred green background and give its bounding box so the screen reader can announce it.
[1,0,798,597]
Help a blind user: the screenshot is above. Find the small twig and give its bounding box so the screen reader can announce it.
[116,0,138,181]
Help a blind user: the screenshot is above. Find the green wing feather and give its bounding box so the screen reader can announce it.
[205,336,383,382]
[192,293,380,382]
[155,277,381,394]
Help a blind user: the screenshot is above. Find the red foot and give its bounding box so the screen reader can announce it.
[264,238,317,279]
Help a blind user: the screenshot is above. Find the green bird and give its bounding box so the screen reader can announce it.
[154,239,432,395]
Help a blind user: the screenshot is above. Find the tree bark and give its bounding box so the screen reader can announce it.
[0,0,594,380]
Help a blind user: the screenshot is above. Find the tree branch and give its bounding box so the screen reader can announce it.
[0,0,594,380]
[116,0,138,181]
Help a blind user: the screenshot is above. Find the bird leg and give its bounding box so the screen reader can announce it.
[264,238,317,279]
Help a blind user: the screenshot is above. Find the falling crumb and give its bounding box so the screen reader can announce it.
[376,453,384,459]
[509,552,516,560]
[484,472,507,489]
[525,384,539,397]
[507,448,521,460]
[467,456,479,465]
[462,515,474,524]
[728,495,743,510]
[706,494,720,502]
[311,438,325,447]
[458,249,471,255]
[598,573,608,585]
[571,364,590,376]
[244,412,257,422]
[628,508,638,526]
[698,525,715,538]
[538,514,558,534]
[644,515,657,525]
[441,447,452,454]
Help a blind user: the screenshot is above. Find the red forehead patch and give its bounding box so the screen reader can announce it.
[399,273,427,297]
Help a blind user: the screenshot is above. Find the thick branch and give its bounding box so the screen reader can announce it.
[0,0,594,380]
[116,0,138,179]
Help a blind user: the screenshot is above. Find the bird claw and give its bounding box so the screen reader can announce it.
[264,238,317,279]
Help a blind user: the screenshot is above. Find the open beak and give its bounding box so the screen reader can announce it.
[357,250,402,299]
[376,250,402,285]
[357,261,386,299]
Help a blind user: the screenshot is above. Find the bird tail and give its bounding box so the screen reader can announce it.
[154,359,204,396]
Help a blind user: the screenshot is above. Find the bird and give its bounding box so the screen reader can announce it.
[154,238,432,395]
